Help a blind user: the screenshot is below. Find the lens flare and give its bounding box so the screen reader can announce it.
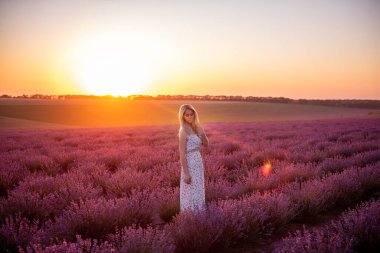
[261,161,272,176]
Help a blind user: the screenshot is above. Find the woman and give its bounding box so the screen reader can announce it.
[178,104,209,212]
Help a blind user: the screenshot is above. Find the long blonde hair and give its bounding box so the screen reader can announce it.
[178,104,201,135]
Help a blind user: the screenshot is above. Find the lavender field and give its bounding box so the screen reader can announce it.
[1,118,380,252]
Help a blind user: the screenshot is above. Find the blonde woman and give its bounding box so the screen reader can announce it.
[178,104,209,212]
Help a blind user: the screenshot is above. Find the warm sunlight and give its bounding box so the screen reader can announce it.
[66,29,178,96]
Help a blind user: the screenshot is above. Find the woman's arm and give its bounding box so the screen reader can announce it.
[179,130,191,184]
[198,127,209,147]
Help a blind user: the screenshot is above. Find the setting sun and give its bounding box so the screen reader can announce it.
[65,30,176,96]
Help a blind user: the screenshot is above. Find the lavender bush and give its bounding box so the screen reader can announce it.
[275,199,380,253]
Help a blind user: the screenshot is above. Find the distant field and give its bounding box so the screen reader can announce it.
[0,98,378,130]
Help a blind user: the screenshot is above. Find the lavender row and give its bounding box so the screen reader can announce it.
[237,148,380,197]
[274,199,380,253]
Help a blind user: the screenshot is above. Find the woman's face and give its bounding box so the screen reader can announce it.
[183,109,195,124]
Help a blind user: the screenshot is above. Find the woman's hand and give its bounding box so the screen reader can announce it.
[196,126,209,147]
[183,173,191,184]
[196,126,204,136]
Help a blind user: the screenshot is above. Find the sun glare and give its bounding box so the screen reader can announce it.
[261,161,272,176]
[66,30,177,96]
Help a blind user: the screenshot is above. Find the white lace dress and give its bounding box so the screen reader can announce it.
[180,134,206,212]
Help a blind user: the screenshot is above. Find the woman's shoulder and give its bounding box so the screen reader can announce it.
[178,128,188,139]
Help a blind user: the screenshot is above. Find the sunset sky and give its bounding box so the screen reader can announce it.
[0,0,379,99]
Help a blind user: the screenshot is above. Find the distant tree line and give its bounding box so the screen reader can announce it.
[1,93,380,109]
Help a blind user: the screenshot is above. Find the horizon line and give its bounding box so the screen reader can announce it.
[1,93,379,101]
